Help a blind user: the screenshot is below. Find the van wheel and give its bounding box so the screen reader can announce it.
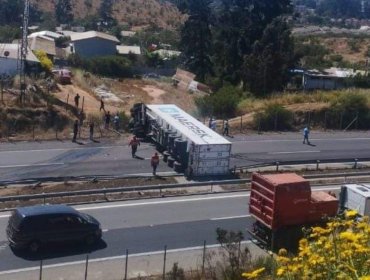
[28,241,40,253]
[85,235,96,246]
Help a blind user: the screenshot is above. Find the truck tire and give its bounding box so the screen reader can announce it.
[174,161,183,173]
[167,157,175,168]
[163,151,170,162]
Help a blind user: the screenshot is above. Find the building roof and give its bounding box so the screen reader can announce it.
[70,31,120,43]
[305,67,366,78]
[28,36,57,56]
[0,43,39,62]
[117,45,141,55]
[120,31,136,37]
[153,49,181,58]
[28,30,63,40]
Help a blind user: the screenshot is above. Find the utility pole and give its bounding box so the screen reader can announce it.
[18,0,30,105]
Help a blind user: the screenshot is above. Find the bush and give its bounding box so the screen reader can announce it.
[329,92,370,129]
[195,86,243,118]
[69,55,132,78]
[34,50,53,73]
[254,103,293,131]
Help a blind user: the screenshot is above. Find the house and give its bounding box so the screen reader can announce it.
[0,44,39,75]
[303,68,366,90]
[116,45,141,56]
[67,31,120,58]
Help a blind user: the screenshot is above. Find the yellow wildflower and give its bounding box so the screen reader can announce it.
[242,267,265,279]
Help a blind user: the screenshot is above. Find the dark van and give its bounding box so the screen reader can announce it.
[6,205,102,252]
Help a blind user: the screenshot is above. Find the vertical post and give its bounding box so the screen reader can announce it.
[84,254,89,280]
[39,259,43,280]
[258,116,261,134]
[324,111,327,131]
[316,160,320,171]
[66,94,69,107]
[276,162,279,172]
[202,240,206,276]
[340,112,344,130]
[82,96,85,112]
[274,112,278,131]
[32,122,35,140]
[123,249,128,280]
[354,158,358,169]
[240,116,243,133]
[162,245,167,280]
[237,240,241,266]
[355,111,359,129]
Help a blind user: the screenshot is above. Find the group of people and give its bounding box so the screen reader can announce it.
[208,117,230,137]
[128,136,159,175]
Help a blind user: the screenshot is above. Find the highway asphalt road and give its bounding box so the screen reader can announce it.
[0,187,338,274]
[1,131,370,181]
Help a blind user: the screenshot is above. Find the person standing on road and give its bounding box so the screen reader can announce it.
[151,152,160,176]
[104,111,111,129]
[89,122,94,141]
[74,93,80,108]
[72,120,79,142]
[303,126,310,144]
[129,136,140,158]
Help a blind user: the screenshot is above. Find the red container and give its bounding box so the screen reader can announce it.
[249,173,338,230]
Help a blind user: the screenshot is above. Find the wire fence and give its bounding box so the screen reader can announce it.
[12,241,256,280]
[205,110,366,136]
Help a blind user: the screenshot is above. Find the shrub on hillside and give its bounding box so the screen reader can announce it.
[253,103,293,131]
[68,55,132,78]
[329,92,370,129]
[34,50,53,73]
[195,85,243,118]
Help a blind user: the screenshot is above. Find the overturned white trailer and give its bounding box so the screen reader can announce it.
[130,104,232,176]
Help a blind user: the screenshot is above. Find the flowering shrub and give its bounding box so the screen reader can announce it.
[243,210,370,279]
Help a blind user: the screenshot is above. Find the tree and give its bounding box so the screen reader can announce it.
[98,0,116,29]
[55,0,73,25]
[243,18,295,95]
[180,0,214,82]
[34,50,53,73]
[213,0,292,85]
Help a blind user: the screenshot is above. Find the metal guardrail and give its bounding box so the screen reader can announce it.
[2,170,370,204]
[0,179,249,203]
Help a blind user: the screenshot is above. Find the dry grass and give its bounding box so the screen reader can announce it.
[30,0,184,30]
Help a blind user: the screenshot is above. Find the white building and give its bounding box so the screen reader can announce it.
[0,44,39,76]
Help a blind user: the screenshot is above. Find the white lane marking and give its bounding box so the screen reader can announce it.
[0,145,151,154]
[77,194,251,211]
[211,215,251,221]
[233,137,370,143]
[269,150,320,155]
[0,241,254,275]
[0,163,64,169]
[102,229,109,232]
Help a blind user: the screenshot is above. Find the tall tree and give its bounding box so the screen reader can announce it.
[213,0,292,85]
[55,0,73,25]
[243,18,295,95]
[180,0,213,82]
[99,0,116,29]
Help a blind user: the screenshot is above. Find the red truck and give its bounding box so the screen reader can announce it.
[249,173,338,252]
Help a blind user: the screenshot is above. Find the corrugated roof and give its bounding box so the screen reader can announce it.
[117,45,141,55]
[0,43,39,62]
[70,31,120,43]
[28,30,62,39]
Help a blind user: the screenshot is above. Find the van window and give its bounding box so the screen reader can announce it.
[47,215,84,229]
[20,216,45,231]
